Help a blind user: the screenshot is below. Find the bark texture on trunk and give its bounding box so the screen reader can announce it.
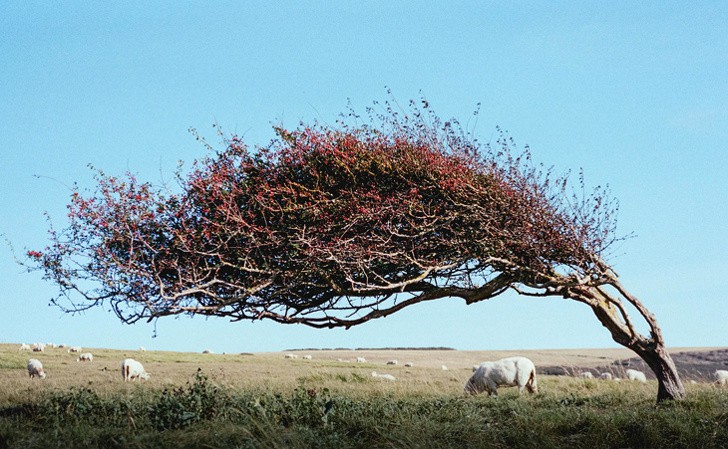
[632,343,686,402]
[569,283,686,402]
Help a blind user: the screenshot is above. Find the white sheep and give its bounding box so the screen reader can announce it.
[27,359,46,379]
[121,358,150,382]
[625,369,647,382]
[371,371,396,381]
[580,372,594,379]
[19,343,31,351]
[404,362,414,367]
[32,343,45,352]
[202,349,214,354]
[386,360,398,365]
[441,365,448,371]
[77,353,93,362]
[356,357,367,363]
[714,370,728,385]
[284,354,298,359]
[599,372,613,380]
[465,356,538,396]
[302,355,313,360]
[67,346,82,353]
[138,346,146,352]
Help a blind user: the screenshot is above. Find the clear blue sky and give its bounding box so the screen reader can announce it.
[2,3,726,353]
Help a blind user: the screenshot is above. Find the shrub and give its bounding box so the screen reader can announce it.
[149,369,233,430]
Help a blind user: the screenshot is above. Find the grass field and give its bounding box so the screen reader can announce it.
[2,343,728,448]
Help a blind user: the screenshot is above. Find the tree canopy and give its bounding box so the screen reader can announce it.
[27,100,684,401]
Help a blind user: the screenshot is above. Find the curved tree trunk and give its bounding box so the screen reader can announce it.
[570,284,686,402]
[631,343,685,402]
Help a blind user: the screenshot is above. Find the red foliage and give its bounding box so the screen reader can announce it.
[26,250,43,259]
[26,99,688,402]
[29,101,620,327]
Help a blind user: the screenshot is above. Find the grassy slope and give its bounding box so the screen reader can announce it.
[2,344,728,448]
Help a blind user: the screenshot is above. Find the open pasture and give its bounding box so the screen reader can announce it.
[2,343,721,398]
[2,344,728,448]
[0,344,651,401]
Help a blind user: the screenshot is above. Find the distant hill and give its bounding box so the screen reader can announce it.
[284,346,456,352]
[539,348,728,381]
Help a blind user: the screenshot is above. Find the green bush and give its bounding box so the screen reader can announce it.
[149,368,234,430]
[2,373,728,448]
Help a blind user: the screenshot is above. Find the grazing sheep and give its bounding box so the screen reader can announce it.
[121,358,150,382]
[77,353,93,362]
[32,343,45,352]
[202,349,214,354]
[714,370,728,385]
[441,365,448,371]
[465,356,538,396]
[67,346,82,353]
[356,357,367,363]
[302,355,313,360]
[386,360,398,365]
[138,346,146,352]
[599,372,613,380]
[284,354,298,359]
[27,359,46,379]
[371,371,396,381]
[404,362,414,367]
[19,343,31,351]
[580,372,594,379]
[625,369,647,382]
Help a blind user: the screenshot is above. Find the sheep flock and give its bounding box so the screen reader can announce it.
[11,343,728,399]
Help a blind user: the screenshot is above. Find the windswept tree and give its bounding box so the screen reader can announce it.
[28,100,685,401]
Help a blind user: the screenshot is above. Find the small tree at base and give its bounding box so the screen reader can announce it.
[27,100,685,402]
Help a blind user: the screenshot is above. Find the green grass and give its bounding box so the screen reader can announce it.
[2,344,728,448]
[2,374,728,448]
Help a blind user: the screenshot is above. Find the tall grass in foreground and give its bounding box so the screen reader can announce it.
[2,370,728,449]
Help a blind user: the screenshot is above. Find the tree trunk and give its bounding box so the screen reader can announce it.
[632,343,686,402]
[573,285,686,402]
